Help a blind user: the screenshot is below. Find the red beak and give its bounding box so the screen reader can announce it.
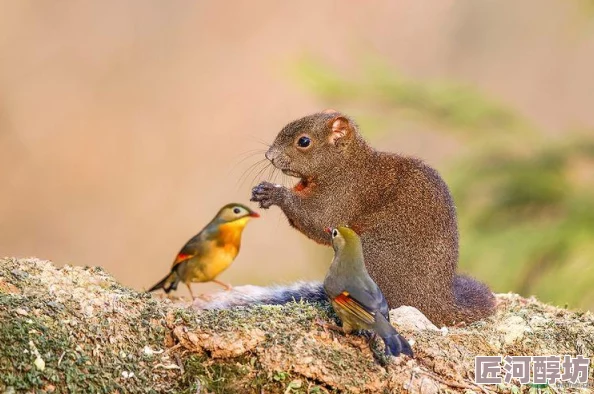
[324,227,332,233]
[250,212,260,218]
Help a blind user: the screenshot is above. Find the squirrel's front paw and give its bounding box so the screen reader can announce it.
[251,182,285,209]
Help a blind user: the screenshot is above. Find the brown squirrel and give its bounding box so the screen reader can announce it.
[207,111,495,326]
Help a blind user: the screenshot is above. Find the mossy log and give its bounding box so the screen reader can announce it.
[0,258,593,393]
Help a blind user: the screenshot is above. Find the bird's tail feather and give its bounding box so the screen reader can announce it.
[381,332,413,357]
[192,281,328,309]
[148,272,179,293]
[375,312,413,357]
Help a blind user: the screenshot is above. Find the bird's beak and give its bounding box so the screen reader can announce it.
[324,227,332,234]
[249,212,260,218]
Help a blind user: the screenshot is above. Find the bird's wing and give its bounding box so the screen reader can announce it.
[332,289,377,326]
[336,282,390,319]
[172,250,195,267]
[170,226,219,269]
[171,234,204,268]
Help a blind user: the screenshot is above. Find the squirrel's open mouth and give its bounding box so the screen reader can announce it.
[279,168,313,193]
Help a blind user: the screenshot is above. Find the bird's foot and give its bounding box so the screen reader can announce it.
[212,279,233,291]
[197,293,213,302]
[366,332,378,345]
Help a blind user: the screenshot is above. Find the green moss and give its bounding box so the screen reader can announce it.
[0,293,174,393]
[190,302,333,333]
[181,355,288,394]
[0,258,183,393]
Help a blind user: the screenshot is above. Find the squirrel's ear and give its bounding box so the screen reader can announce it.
[328,116,352,146]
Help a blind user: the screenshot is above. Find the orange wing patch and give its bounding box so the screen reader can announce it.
[333,291,375,325]
[172,253,194,267]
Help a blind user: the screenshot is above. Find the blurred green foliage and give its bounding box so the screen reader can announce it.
[580,0,594,17]
[296,56,528,135]
[294,56,594,311]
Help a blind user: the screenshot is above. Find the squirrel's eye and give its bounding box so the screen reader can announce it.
[233,208,241,214]
[332,230,338,238]
[297,136,311,148]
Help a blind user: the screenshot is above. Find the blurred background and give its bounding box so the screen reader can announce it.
[1,0,593,311]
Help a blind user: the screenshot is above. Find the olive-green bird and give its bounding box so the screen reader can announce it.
[148,203,259,299]
[323,226,413,357]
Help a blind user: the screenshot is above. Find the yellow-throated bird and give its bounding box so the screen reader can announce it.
[148,203,259,299]
[323,226,413,357]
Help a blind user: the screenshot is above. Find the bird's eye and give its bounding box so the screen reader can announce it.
[296,136,311,148]
[233,208,241,214]
[332,229,338,238]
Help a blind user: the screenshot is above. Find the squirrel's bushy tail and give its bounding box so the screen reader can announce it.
[191,278,495,326]
[453,274,496,323]
[192,281,328,309]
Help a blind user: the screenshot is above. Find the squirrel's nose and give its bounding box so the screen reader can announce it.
[265,148,279,162]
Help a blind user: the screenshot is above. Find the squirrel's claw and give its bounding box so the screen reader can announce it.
[251,182,282,209]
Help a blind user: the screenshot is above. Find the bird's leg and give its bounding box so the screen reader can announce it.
[211,279,233,291]
[366,331,384,354]
[366,332,378,346]
[185,283,196,300]
[316,320,368,350]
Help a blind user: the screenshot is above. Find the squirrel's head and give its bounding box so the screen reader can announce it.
[264,110,359,181]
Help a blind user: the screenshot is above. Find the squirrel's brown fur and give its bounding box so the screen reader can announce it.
[251,111,495,326]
